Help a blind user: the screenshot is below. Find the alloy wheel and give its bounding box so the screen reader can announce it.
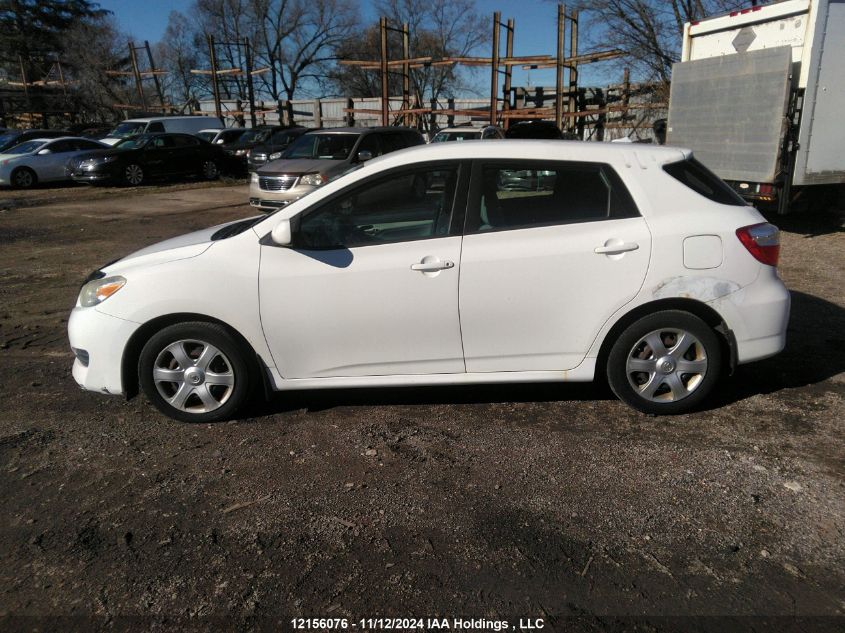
[625,328,708,403]
[202,160,219,179]
[152,339,235,413]
[14,170,34,188]
[125,164,144,185]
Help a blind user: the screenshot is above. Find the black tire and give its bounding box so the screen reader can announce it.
[201,159,219,180]
[124,163,145,186]
[606,310,722,415]
[11,167,37,189]
[138,322,253,423]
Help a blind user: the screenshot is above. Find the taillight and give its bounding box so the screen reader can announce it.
[736,223,780,266]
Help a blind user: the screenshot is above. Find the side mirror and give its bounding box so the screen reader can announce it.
[357,150,373,163]
[37,148,52,155]
[271,218,292,246]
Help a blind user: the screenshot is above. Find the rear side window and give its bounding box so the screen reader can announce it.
[172,135,199,147]
[663,158,746,206]
[379,133,406,154]
[468,161,639,233]
[402,131,424,147]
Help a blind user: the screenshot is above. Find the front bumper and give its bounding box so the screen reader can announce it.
[70,171,114,183]
[68,306,140,396]
[248,181,315,211]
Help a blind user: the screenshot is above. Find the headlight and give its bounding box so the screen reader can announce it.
[79,275,126,307]
[235,149,249,156]
[94,155,118,164]
[250,172,259,183]
[300,173,325,187]
[268,152,282,160]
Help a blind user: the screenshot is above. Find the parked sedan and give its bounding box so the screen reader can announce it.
[0,137,108,189]
[68,133,226,186]
[68,140,790,422]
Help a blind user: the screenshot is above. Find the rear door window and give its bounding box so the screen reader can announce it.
[663,158,746,206]
[172,135,199,147]
[467,161,639,233]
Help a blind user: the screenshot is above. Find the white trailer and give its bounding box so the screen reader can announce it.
[667,0,844,212]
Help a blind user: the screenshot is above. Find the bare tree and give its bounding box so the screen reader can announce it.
[327,0,488,106]
[159,0,359,104]
[59,15,135,121]
[155,11,202,110]
[568,0,744,85]
[375,0,488,103]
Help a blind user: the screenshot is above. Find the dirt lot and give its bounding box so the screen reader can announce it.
[0,181,843,632]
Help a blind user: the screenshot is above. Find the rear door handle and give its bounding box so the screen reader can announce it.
[594,242,639,255]
[411,260,454,272]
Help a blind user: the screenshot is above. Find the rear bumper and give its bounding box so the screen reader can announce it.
[712,268,790,364]
[68,306,140,396]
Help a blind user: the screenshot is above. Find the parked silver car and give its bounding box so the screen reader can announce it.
[0,136,108,189]
[249,127,424,212]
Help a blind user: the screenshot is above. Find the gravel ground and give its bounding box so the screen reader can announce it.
[0,182,843,633]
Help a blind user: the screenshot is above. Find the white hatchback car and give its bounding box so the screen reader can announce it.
[68,140,789,421]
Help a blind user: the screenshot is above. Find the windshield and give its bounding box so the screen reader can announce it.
[0,132,21,145]
[115,136,150,150]
[432,130,481,142]
[220,129,246,143]
[285,133,359,160]
[197,132,215,142]
[109,122,146,139]
[238,128,272,144]
[5,140,46,155]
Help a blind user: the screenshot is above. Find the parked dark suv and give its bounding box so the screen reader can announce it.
[247,126,309,172]
[249,126,424,212]
[68,133,227,186]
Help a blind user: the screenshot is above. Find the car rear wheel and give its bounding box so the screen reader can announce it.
[11,167,37,189]
[201,159,219,180]
[124,164,144,186]
[607,310,722,415]
[139,322,252,423]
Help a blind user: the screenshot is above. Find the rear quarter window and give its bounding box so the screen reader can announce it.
[663,158,746,206]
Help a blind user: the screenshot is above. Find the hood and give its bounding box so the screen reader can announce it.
[100,137,122,146]
[72,147,132,162]
[257,157,346,176]
[101,218,248,275]
[0,152,29,163]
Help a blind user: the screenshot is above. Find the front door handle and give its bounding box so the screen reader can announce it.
[410,259,454,272]
[594,242,639,255]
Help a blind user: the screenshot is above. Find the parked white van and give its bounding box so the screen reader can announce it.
[102,116,224,146]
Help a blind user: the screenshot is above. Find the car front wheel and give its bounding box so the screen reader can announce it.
[607,310,722,415]
[124,164,145,186]
[201,159,219,180]
[11,167,37,189]
[138,322,252,422]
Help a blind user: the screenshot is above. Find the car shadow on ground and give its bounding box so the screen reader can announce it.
[249,378,612,417]
[245,289,844,419]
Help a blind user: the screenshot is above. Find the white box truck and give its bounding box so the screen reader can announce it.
[667,0,844,213]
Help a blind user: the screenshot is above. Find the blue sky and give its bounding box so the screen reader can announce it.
[97,0,617,90]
